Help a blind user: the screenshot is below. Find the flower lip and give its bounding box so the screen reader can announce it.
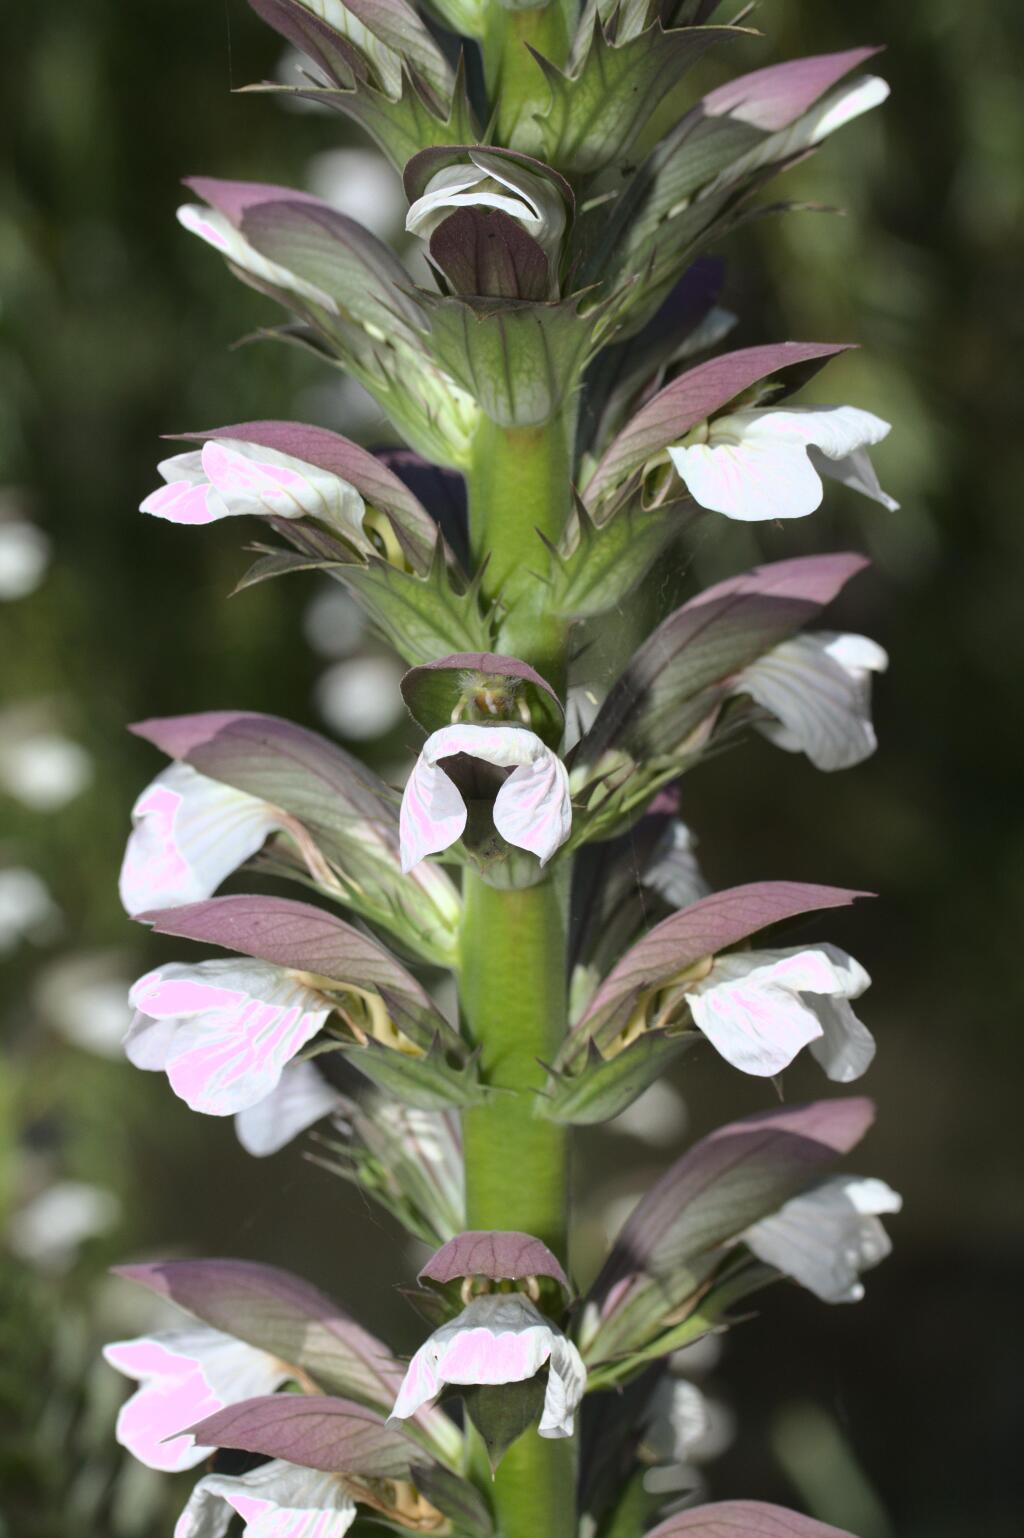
[399,723,572,873]
[419,1230,570,1294]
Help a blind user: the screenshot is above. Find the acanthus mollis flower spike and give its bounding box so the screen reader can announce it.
[683,943,876,1081]
[390,1294,586,1440]
[665,403,897,521]
[399,723,572,874]
[732,630,889,771]
[123,711,461,967]
[743,1174,902,1303]
[102,1326,294,1473]
[405,148,571,300]
[139,895,479,1112]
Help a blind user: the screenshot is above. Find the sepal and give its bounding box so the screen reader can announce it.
[337,1032,486,1111]
[547,494,683,621]
[401,652,563,744]
[538,1030,694,1126]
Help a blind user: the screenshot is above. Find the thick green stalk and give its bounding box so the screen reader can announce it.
[460,871,574,1538]
[468,409,574,691]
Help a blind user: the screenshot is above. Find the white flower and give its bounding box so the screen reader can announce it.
[8,1181,120,1273]
[744,1174,902,1302]
[314,656,406,740]
[399,723,572,872]
[141,440,367,545]
[684,944,875,1080]
[733,630,889,771]
[175,1459,358,1538]
[0,517,50,599]
[0,722,92,810]
[234,1061,342,1157]
[406,152,566,267]
[390,1294,586,1440]
[667,404,897,522]
[0,867,61,956]
[104,1326,289,1472]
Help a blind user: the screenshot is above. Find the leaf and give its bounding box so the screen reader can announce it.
[460,1377,547,1472]
[646,1500,859,1538]
[339,553,495,666]
[190,1394,416,1478]
[586,341,852,503]
[549,499,683,621]
[566,880,868,1056]
[142,895,460,1054]
[418,290,607,429]
[420,1232,569,1292]
[516,23,750,176]
[573,552,869,764]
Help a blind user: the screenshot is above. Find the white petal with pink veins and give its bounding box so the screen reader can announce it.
[669,404,894,522]
[399,724,571,872]
[390,1294,586,1440]
[119,763,283,916]
[234,1061,342,1157]
[125,958,332,1115]
[744,1174,901,1302]
[175,1460,358,1538]
[735,630,889,771]
[103,1326,288,1473]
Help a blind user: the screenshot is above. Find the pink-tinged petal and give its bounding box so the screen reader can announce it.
[200,440,366,531]
[744,1174,901,1302]
[140,480,227,525]
[234,1062,342,1157]
[669,435,823,521]
[686,950,836,1076]
[399,724,571,871]
[124,958,331,1115]
[493,756,572,866]
[736,631,887,771]
[119,763,282,916]
[817,445,899,511]
[399,753,467,873]
[390,1294,585,1438]
[175,1461,357,1538]
[103,1328,286,1473]
[805,946,875,1083]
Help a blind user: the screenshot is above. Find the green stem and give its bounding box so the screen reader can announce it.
[459,871,575,1538]
[468,409,574,690]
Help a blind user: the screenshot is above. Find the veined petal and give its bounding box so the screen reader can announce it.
[390,1294,585,1439]
[744,1173,902,1302]
[730,404,892,460]
[103,1327,287,1473]
[668,435,824,521]
[817,445,900,510]
[177,204,339,312]
[125,958,331,1115]
[805,944,875,1083]
[119,763,282,916]
[141,453,228,525]
[399,725,572,871]
[234,1061,343,1157]
[200,440,367,535]
[685,948,847,1077]
[175,1460,358,1538]
[736,630,888,771]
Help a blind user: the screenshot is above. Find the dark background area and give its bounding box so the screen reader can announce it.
[1,2,1022,1534]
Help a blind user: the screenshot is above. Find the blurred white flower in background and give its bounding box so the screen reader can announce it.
[35,949,135,1058]
[307,148,407,241]
[0,706,93,810]
[7,1180,121,1272]
[606,1080,688,1148]
[0,495,50,599]
[303,584,367,658]
[0,867,61,955]
[314,655,407,740]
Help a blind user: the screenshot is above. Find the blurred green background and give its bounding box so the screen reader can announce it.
[1,1,1022,1534]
